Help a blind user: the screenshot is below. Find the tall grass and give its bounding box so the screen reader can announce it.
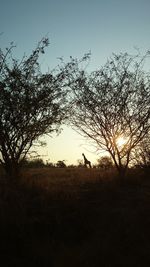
[0,167,150,266]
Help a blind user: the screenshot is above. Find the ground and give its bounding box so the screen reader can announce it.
[0,167,150,266]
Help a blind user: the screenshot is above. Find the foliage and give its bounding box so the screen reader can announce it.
[97,156,113,169]
[22,158,45,168]
[65,51,150,177]
[45,159,55,167]
[0,38,67,178]
[76,159,85,168]
[56,160,66,168]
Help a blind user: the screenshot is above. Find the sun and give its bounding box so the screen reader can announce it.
[116,136,127,147]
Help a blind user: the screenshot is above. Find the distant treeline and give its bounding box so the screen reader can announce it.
[21,156,150,172]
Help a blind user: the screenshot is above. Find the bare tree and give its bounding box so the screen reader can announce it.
[65,51,150,177]
[0,38,67,179]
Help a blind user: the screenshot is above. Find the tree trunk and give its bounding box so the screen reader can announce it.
[118,166,127,179]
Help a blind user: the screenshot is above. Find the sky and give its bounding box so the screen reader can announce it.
[1,0,150,165]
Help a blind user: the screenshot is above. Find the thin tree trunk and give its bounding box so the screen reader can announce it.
[118,166,127,179]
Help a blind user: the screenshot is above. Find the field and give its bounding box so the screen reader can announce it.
[0,167,150,266]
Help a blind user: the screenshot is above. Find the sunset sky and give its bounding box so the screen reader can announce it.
[1,0,150,165]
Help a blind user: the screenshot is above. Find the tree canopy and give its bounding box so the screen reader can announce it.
[65,51,150,176]
[1,37,150,179]
[0,38,67,178]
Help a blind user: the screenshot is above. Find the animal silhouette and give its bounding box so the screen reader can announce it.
[82,153,91,168]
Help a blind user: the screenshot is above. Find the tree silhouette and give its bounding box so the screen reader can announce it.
[66,51,150,177]
[56,160,66,168]
[0,38,67,179]
[97,156,113,170]
[133,135,150,172]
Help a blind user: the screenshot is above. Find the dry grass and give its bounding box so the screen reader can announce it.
[0,167,150,266]
[21,167,118,194]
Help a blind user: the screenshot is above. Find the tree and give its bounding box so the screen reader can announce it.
[22,158,45,168]
[65,51,150,177]
[97,156,113,170]
[133,134,150,171]
[56,160,66,168]
[0,38,67,179]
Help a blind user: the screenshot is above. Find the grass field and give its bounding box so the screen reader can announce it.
[0,167,150,266]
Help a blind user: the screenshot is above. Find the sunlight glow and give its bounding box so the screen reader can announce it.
[116,136,127,147]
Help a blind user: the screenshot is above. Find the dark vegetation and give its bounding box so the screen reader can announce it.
[0,38,150,266]
[1,38,150,179]
[0,38,67,179]
[0,167,150,266]
[65,51,150,177]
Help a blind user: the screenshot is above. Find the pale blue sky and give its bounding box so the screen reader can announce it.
[1,0,150,165]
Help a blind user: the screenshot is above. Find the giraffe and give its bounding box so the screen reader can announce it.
[82,153,92,168]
